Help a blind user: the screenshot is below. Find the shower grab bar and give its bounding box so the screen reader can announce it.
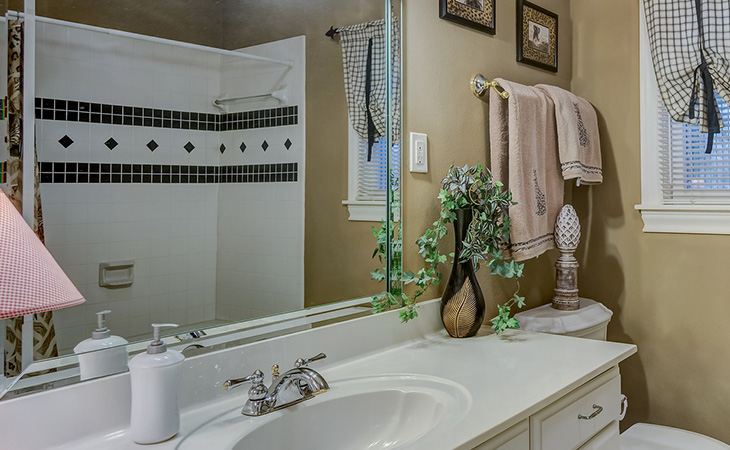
[7,11,294,68]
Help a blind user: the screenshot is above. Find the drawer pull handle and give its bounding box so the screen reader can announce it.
[578,404,603,420]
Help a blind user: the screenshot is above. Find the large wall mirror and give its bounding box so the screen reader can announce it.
[1,0,402,396]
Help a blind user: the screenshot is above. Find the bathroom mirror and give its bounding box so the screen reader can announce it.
[2,0,402,396]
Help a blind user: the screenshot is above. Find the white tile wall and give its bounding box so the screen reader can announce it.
[215,37,305,322]
[35,23,306,351]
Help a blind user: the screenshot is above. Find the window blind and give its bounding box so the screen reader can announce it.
[659,95,730,204]
[356,137,399,202]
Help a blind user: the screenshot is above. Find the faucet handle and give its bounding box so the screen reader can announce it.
[223,368,267,401]
[295,352,327,368]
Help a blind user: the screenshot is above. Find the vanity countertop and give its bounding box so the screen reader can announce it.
[0,300,636,450]
[55,328,635,450]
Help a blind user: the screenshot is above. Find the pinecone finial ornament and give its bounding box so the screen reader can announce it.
[552,205,581,310]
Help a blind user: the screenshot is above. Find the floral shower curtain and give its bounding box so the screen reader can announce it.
[3,19,57,377]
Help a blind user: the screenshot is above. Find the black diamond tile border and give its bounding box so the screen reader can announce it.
[147,140,159,152]
[105,138,118,150]
[240,142,247,153]
[36,97,299,132]
[261,140,269,151]
[284,138,292,150]
[184,142,195,153]
[39,161,299,185]
[219,144,226,154]
[59,135,74,148]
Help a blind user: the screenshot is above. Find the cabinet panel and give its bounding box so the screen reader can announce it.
[578,421,620,450]
[530,367,621,450]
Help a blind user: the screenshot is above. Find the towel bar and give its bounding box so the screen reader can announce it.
[471,73,510,100]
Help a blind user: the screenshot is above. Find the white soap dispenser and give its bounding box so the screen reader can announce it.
[73,310,129,380]
[128,323,185,444]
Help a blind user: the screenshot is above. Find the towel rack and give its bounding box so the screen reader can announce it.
[471,73,509,100]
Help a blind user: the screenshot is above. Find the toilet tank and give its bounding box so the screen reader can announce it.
[513,298,613,341]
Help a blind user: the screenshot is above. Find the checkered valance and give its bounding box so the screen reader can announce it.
[338,19,400,161]
[643,0,730,153]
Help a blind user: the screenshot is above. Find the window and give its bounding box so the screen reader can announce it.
[342,122,400,222]
[636,8,730,234]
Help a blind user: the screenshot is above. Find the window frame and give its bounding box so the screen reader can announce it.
[342,119,387,222]
[636,6,730,235]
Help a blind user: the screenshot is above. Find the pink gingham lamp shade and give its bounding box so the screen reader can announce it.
[0,192,85,319]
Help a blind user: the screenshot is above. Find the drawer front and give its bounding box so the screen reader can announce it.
[531,367,621,450]
[472,420,529,450]
[578,421,620,450]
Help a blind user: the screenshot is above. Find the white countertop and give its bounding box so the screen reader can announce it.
[0,300,636,450]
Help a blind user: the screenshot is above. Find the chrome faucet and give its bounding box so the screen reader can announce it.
[222,353,329,417]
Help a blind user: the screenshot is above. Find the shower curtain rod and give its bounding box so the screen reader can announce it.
[6,11,295,68]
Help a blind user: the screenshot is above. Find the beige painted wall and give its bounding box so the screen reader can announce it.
[220,0,387,308]
[24,1,224,47]
[571,0,730,442]
[401,0,573,320]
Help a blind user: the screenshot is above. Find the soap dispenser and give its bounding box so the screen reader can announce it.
[73,310,129,380]
[128,323,184,445]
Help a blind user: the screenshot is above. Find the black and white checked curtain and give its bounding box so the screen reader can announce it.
[338,18,400,161]
[643,0,730,153]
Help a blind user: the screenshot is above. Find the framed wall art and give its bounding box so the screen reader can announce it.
[517,0,558,72]
[440,0,496,35]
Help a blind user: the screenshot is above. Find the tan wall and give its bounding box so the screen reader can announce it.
[401,0,573,319]
[220,0,387,308]
[25,1,224,47]
[571,0,730,442]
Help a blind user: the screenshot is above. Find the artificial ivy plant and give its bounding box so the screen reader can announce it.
[371,164,526,334]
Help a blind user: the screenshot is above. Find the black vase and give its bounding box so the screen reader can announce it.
[440,207,486,338]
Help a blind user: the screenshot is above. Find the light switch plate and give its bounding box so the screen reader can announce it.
[409,132,428,173]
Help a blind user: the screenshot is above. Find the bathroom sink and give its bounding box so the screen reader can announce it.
[176,374,471,450]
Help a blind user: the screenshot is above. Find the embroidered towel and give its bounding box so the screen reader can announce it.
[489,79,563,261]
[535,84,603,184]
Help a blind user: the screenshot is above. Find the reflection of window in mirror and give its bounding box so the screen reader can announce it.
[343,118,398,222]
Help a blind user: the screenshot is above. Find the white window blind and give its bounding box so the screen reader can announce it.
[659,96,730,205]
[355,137,399,202]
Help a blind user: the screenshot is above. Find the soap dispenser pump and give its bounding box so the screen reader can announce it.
[73,310,129,380]
[128,323,185,444]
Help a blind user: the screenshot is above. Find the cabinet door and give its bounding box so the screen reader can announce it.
[578,421,620,450]
[472,420,529,450]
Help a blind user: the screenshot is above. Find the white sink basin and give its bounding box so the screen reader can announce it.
[176,374,471,450]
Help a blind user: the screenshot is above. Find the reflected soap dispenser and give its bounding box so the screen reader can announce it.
[73,310,129,380]
[128,323,185,444]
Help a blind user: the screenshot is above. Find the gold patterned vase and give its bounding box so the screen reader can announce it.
[440,208,485,338]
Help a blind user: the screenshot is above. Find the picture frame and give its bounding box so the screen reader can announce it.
[516,0,558,72]
[439,0,496,35]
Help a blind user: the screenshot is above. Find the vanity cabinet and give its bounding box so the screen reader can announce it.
[476,367,622,450]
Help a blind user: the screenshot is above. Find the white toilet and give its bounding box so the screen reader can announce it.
[514,298,730,450]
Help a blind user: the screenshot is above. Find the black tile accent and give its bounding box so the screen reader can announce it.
[262,140,269,151]
[219,144,226,154]
[59,135,74,148]
[36,97,299,132]
[40,161,299,185]
[284,138,292,150]
[240,142,247,153]
[147,140,159,152]
[105,138,118,150]
[184,142,195,153]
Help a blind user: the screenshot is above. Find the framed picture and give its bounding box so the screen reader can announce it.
[516,0,558,72]
[440,0,496,35]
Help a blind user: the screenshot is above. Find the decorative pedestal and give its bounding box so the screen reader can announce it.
[553,205,581,310]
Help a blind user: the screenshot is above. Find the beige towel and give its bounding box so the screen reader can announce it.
[535,84,602,184]
[489,79,563,262]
